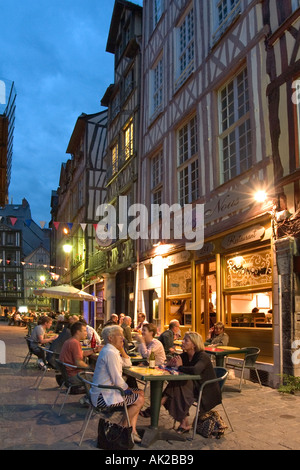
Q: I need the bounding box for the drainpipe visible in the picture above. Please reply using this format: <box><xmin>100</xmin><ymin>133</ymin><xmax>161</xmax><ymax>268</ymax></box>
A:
<box><xmin>134</xmin><ymin>33</ymin><xmax>144</xmax><ymax>325</ymax></box>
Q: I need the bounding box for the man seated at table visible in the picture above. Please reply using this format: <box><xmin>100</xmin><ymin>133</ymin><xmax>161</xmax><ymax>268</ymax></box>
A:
<box><xmin>46</xmin><ymin>315</ymin><xmax>80</xmax><ymax>368</ymax></box>
<box><xmin>59</xmin><ymin>322</ymin><xmax>100</xmax><ymax>387</ymax></box>
<box><xmin>81</xmin><ymin>320</ymin><xmax>102</xmax><ymax>347</ymax></box>
<box><xmin>206</xmin><ymin>322</ymin><xmax>229</xmax><ymax>347</ymax></box>
<box><xmin>136</xmin><ymin>323</ymin><xmax>166</xmax><ymax>365</ymax></box>
<box><xmin>103</xmin><ymin>313</ymin><xmax>119</xmax><ymax>328</ymax></box>
<box><xmin>55</xmin><ymin>311</ymin><xmax>66</xmax><ymax>333</ymax></box>
<box><xmin>121</xmin><ymin>316</ymin><xmax>134</xmax><ymax>351</ymax></box>
<box><xmin>30</xmin><ymin>316</ymin><xmax>59</xmax><ymax>369</ymax></box>
<box><xmin>158</xmin><ymin>319</ymin><xmax>181</xmax><ymax>358</ymax></box>
<box><xmin>90</xmin><ymin>325</ymin><xmax>144</xmax><ymax>443</ymax></box>
<box><xmin>133</xmin><ymin>312</ymin><xmax>148</xmax><ymax>332</ymax></box>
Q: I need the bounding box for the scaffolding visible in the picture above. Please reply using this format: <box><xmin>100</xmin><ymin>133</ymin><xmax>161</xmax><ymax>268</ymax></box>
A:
<box><xmin>0</xmin><ymin>78</ymin><xmax>16</xmax><ymax>206</ymax></box>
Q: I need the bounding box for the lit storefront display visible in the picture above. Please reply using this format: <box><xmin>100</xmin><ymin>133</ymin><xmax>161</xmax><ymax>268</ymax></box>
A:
<box><xmin>224</xmin><ymin>248</ymin><xmax>273</xmax><ymax>328</ymax></box>
<box><xmin>165</xmin><ymin>265</ymin><xmax>192</xmax><ymax>328</ymax></box>
<box><xmin>161</xmin><ymin>218</ymin><xmax>274</xmax><ymax>364</ymax></box>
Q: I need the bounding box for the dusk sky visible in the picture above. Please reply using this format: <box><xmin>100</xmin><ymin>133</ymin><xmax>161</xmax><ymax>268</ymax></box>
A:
<box><xmin>0</xmin><ymin>0</ymin><xmax>142</xmax><ymax>226</ymax></box>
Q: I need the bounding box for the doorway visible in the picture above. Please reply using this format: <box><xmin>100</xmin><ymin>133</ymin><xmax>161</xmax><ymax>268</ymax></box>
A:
<box><xmin>196</xmin><ymin>260</ymin><xmax>216</xmax><ymax>339</ymax></box>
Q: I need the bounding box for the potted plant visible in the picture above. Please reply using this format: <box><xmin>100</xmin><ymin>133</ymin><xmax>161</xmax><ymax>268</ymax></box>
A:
<box><xmin>278</xmin><ymin>374</ymin><xmax>300</xmax><ymax>395</ymax></box>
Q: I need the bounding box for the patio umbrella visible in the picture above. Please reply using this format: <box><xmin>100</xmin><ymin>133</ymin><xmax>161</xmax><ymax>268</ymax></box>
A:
<box><xmin>33</xmin><ymin>285</ymin><xmax>97</xmax><ymax>302</ymax></box>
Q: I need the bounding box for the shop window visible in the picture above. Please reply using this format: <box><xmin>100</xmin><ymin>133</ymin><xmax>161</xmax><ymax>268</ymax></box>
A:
<box><xmin>224</xmin><ymin>248</ymin><xmax>273</xmax><ymax>328</ymax></box>
<box><xmin>225</xmin><ymin>291</ymin><xmax>273</xmax><ymax>328</ymax></box>
<box><xmin>225</xmin><ymin>249</ymin><xmax>272</xmax><ymax>289</ymax></box>
<box><xmin>166</xmin><ymin>266</ymin><xmax>192</xmax><ymax>326</ymax></box>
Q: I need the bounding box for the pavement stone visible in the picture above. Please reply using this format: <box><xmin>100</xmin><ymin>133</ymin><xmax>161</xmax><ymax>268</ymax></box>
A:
<box><xmin>0</xmin><ymin>322</ymin><xmax>299</xmax><ymax>452</ymax></box>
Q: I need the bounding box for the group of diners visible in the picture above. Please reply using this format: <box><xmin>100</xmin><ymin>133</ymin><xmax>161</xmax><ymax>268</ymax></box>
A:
<box><xmin>28</xmin><ymin>313</ymin><xmax>229</xmax><ymax>443</ymax></box>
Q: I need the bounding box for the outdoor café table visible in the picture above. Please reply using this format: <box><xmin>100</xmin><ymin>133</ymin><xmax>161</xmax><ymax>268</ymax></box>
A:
<box><xmin>128</xmin><ymin>353</ymin><xmax>148</xmax><ymax>364</ymax></box>
<box><xmin>204</xmin><ymin>345</ymin><xmax>249</xmax><ymax>367</ymax></box>
<box><xmin>123</xmin><ymin>365</ymin><xmax>201</xmax><ymax>448</ymax></box>
<box><xmin>87</xmin><ymin>351</ymin><xmax>147</xmax><ymax>369</ymax></box>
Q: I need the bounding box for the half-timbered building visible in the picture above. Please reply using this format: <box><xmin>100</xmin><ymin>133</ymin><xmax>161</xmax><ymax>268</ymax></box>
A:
<box><xmin>100</xmin><ymin>0</ymin><xmax>142</xmax><ymax>319</ymax></box>
<box><xmin>263</xmin><ymin>0</ymin><xmax>300</xmax><ymax>378</ymax></box>
<box><xmin>51</xmin><ymin>110</ymin><xmax>107</xmax><ymax>326</ymax></box>
<box><xmin>137</xmin><ymin>0</ymin><xmax>300</xmax><ymax>385</ymax></box>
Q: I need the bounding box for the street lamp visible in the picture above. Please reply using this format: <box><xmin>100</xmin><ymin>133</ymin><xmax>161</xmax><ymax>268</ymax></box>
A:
<box><xmin>63</xmin><ymin>243</ymin><xmax>72</xmax><ymax>254</ymax></box>
<box><xmin>254</xmin><ymin>190</ymin><xmax>268</xmax><ymax>204</ymax></box>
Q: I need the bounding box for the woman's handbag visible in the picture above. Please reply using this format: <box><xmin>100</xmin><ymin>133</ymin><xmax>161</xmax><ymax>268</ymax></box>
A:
<box><xmin>97</xmin><ymin>418</ymin><xmax>135</xmax><ymax>450</ymax></box>
<box><xmin>196</xmin><ymin>410</ymin><xmax>228</xmax><ymax>439</ymax></box>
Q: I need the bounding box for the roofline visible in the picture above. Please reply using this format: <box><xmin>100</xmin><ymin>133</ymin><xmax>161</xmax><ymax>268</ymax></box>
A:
<box><xmin>106</xmin><ymin>0</ymin><xmax>142</xmax><ymax>54</ymax></box>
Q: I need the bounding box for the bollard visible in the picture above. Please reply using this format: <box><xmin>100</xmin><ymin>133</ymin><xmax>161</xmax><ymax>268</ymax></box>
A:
<box><xmin>0</xmin><ymin>340</ymin><xmax>6</xmax><ymax>364</ymax></box>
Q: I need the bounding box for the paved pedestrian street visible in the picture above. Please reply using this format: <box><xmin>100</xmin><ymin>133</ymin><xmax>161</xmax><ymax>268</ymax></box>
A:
<box><xmin>0</xmin><ymin>323</ymin><xmax>299</xmax><ymax>452</ymax></box>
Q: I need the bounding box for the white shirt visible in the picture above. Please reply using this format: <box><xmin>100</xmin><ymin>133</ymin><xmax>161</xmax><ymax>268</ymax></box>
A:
<box><xmin>138</xmin><ymin>338</ymin><xmax>166</xmax><ymax>365</ymax></box>
<box><xmin>90</xmin><ymin>343</ymin><xmax>132</xmax><ymax>407</ymax></box>
<box><xmin>86</xmin><ymin>325</ymin><xmax>101</xmax><ymax>346</ymax></box>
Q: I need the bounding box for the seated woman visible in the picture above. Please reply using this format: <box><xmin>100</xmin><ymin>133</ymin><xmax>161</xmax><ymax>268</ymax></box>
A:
<box><xmin>136</xmin><ymin>323</ymin><xmax>166</xmax><ymax>366</ymax></box>
<box><xmin>206</xmin><ymin>322</ymin><xmax>229</xmax><ymax>347</ymax></box>
<box><xmin>140</xmin><ymin>332</ymin><xmax>221</xmax><ymax>433</ymax></box>
<box><xmin>90</xmin><ymin>325</ymin><xmax>144</xmax><ymax>443</ymax></box>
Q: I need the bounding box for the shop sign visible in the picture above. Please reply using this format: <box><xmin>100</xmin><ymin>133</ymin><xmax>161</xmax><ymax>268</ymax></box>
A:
<box><xmin>196</xmin><ymin>242</ymin><xmax>215</xmax><ymax>258</ymax></box>
<box><xmin>167</xmin><ymin>251</ymin><xmax>191</xmax><ymax>266</ymax></box>
<box><xmin>204</xmin><ymin>190</ymin><xmax>250</xmax><ymax>224</ymax></box>
<box><xmin>222</xmin><ymin>225</ymin><xmax>265</xmax><ymax>249</ymax></box>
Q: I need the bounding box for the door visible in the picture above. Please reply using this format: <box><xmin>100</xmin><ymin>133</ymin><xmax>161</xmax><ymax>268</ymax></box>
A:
<box><xmin>196</xmin><ymin>260</ymin><xmax>216</xmax><ymax>339</ymax></box>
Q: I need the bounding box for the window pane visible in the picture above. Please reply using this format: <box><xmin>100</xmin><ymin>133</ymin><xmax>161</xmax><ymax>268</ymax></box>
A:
<box><xmin>153</xmin><ymin>59</ymin><xmax>163</xmax><ymax>113</ymax></box>
<box><xmin>225</xmin><ymin>250</ymin><xmax>272</xmax><ymax>289</ymax></box>
<box><xmin>151</xmin><ymin>151</ymin><xmax>163</xmax><ymax>188</ymax></box>
<box><xmin>112</xmin><ymin>144</ymin><xmax>118</xmax><ymax>174</ymax></box>
<box><xmin>124</xmin><ymin>121</ymin><xmax>133</xmax><ymax>160</ymax></box>
<box><xmin>176</xmin><ymin>9</ymin><xmax>194</xmax><ymax>89</ymax></box>
<box><xmin>154</xmin><ymin>0</ymin><xmax>163</xmax><ymax>26</ymax></box>
<box><xmin>220</xmin><ymin>69</ymin><xmax>251</xmax><ymax>181</ymax></box>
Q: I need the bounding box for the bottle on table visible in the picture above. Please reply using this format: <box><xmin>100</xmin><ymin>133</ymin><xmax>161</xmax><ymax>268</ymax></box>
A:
<box><xmin>149</xmin><ymin>349</ymin><xmax>155</xmax><ymax>369</ymax></box>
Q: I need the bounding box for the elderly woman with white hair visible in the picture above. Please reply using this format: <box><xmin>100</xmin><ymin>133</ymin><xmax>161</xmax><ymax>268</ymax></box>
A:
<box><xmin>90</xmin><ymin>325</ymin><xmax>144</xmax><ymax>443</ymax></box>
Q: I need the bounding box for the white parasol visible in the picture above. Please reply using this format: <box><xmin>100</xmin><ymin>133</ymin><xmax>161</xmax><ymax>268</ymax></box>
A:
<box><xmin>33</xmin><ymin>285</ymin><xmax>97</xmax><ymax>302</ymax></box>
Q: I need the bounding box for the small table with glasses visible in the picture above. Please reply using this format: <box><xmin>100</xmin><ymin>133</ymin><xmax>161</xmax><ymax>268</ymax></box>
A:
<box><xmin>123</xmin><ymin>365</ymin><xmax>201</xmax><ymax>448</ymax></box>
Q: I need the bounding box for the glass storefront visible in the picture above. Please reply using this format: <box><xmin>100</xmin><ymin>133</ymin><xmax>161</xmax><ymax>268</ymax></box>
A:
<box><xmin>162</xmin><ymin>231</ymin><xmax>274</xmax><ymax>363</ymax></box>
<box><xmin>223</xmin><ymin>248</ymin><xmax>273</xmax><ymax>329</ymax></box>
<box><xmin>165</xmin><ymin>266</ymin><xmax>192</xmax><ymax>327</ymax></box>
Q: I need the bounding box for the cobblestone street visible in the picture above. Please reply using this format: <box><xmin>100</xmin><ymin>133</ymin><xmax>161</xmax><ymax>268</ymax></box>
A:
<box><xmin>0</xmin><ymin>323</ymin><xmax>299</xmax><ymax>452</ymax></box>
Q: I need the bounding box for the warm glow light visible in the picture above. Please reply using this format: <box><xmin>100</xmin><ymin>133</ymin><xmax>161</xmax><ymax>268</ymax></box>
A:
<box><xmin>254</xmin><ymin>190</ymin><xmax>268</xmax><ymax>203</ymax></box>
<box><xmin>233</xmin><ymin>256</ymin><xmax>244</xmax><ymax>267</ymax></box>
<box><xmin>256</xmin><ymin>293</ymin><xmax>270</xmax><ymax>309</ymax></box>
<box><xmin>63</xmin><ymin>244</ymin><xmax>72</xmax><ymax>254</ymax></box>
<box><xmin>40</xmin><ymin>275</ymin><xmax>46</xmax><ymax>283</ymax></box>
<box><xmin>63</xmin><ymin>227</ymin><xmax>69</xmax><ymax>235</ymax></box>
<box><xmin>154</xmin><ymin>243</ymin><xmax>173</xmax><ymax>256</ymax></box>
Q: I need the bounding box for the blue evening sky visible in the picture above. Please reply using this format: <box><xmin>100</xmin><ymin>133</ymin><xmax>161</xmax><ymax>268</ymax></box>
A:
<box><xmin>0</xmin><ymin>0</ymin><xmax>142</xmax><ymax>225</ymax></box>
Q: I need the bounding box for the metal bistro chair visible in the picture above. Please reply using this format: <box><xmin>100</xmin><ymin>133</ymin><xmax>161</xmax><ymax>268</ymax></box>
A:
<box><xmin>230</xmin><ymin>347</ymin><xmax>262</xmax><ymax>391</ymax></box>
<box><xmin>21</xmin><ymin>337</ymin><xmax>36</xmax><ymax>369</ymax></box>
<box><xmin>191</xmin><ymin>366</ymin><xmax>234</xmax><ymax>440</ymax></box>
<box><xmin>33</xmin><ymin>347</ymin><xmax>60</xmax><ymax>390</ymax></box>
<box><xmin>52</xmin><ymin>360</ymin><xmax>86</xmax><ymax>416</ymax></box>
<box><xmin>26</xmin><ymin>322</ymin><xmax>37</xmax><ymax>337</ymax></box>
<box><xmin>77</xmin><ymin>371</ymin><xmax>131</xmax><ymax>447</ymax></box>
